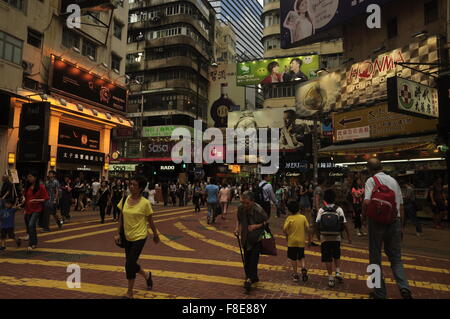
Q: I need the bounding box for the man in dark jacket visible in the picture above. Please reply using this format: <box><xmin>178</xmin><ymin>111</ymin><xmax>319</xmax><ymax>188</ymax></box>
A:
<box><xmin>234</xmin><ymin>191</ymin><xmax>268</xmax><ymax>292</ymax></box>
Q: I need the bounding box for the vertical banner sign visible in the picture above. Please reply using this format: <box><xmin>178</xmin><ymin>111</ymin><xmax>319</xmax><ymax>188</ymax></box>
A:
<box><xmin>17</xmin><ymin>102</ymin><xmax>50</xmax><ymax>162</ymax></box>
<box><xmin>387</xmin><ymin>77</ymin><xmax>439</xmax><ymax>119</ymax></box>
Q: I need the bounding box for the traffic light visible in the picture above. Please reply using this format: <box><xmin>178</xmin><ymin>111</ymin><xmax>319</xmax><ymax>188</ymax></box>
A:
<box><xmin>182</xmin><ymin>163</ymin><xmax>187</xmax><ymax>169</ymax></box>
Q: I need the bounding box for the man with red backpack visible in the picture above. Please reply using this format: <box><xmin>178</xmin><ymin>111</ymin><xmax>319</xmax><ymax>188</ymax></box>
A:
<box><xmin>363</xmin><ymin>158</ymin><xmax>412</xmax><ymax>299</ymax></box>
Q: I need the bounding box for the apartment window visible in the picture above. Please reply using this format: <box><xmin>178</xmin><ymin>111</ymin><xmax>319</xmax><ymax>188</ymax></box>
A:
<box><xmin>0</xmin><ymin>30</ymin><xmax>23</xmax><ymax>65</ymax></box>
<box><xmin>27</xmin><ymin>28</ymin><xmax>43</xmax><ymax>48</ymax></box>
<box><xmin>82</xmin><ymin>39</ymin><xmax>97</xmax><ymax>60</ymax></box>
<box><xmin>424</xmin><ymin>0</ymin><xmax>438</xmax><ymax>24</ymax></box>
<box><xmin>264</xmin><ymin>37</ymin><xmax>279</xmax><ymax>51</ymax></box>
<box><xmin>114</xmin><ymin>20</ymin><xmax>123</xmax><ymax>39</ymax></box>
<box><xmin>387</xmin><ymin>17</ymin><xmax>398</xmax><ymax>39</ymax></box>
<box><xmin>2</xmin><ymin>0</ymin><xmax>26</xmax><ymax>11</ymax></box>
<box><xmin>62</xmin><ymin>28</ymin><xmax>81</xmax><ymax>50</ymax></box>
<box><xmin>112</xmin><ymin>54</ymin><xmax>121</xmax><ymax>71</ymax></box>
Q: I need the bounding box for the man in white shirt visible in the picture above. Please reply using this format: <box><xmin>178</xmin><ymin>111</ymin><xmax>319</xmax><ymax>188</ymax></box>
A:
<box><xmin>363</xmin><ymin>158</ymin><xmax>412</xmax><ymax>299</ymax></box>
<box><xmin>258</xmin><ymin>175</ymin><xmax>277</xmax><ymax>219</ymax></box>
<box><xmin>91</xmin><ymin>179</ymin><xmax>101</xmax><ymax>212</ymax></box>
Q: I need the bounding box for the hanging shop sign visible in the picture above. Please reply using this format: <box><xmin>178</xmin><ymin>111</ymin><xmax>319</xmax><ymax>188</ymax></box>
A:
<box><xmin>333</xmin><ymin>104</ymin><xmax>437</xmax><ymax>142</ymax></box>
<box><xmin>58</xmin><ymin>123</ymin><xmax>100</xmax><ymax>150</ymax></box>
<box><xmin>161</xmin><ymin>165</ymin><xmax>176</xmax><ymax>171</ymax></box>
<box><xmin>17</xmin><ymin>102</ymin><xmax>50</xmax><ymax>162</ymax></box>
<box><xmin>57</xmin><ymin>147</ymin><xmax>105</xmax><ymax>166</ymax></box>
<box><xmin>50</xmin><ymin>56</ymin><xmax>127</xmax><ymax>113</ymax></box>
<box><xmin>109</xmin><ymin>164</ymin><xmax>137</xmax><ymax>172</ymax></box>
<box><xmin>296</xmin><ymin>36</ymin><xmax>439</xmax><ymax>115</ymax></box>
<box><xmin>236</xmin><ymin>55</ymin><xmax>319</xmax><ymax>86</ymax></box>
<box><xmin>143</xmin><ymin>126</ymin><xmax>194</xmax><ymax>138</ymax></box>
<box><xmin>387</xmin><ymin>77</ymin><xmax>439</xmax><ymax>119</ymax></box>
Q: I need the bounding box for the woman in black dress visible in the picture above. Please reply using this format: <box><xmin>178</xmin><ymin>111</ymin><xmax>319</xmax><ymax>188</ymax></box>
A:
<box><xmin>97</xmin><ymin>181</ymin><xmax>111</xmax><ymax>224</ymax></box>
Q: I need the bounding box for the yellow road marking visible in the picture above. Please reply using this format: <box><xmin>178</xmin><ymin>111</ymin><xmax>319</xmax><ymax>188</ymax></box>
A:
<box><xmin>0</xmin><ymin>275</ymin><xmax>193</xmax><ymax>299</ymax></box>
<box><xmin>174</xmin><ymin>222</ymin><xmax>242</xmax><ymax>254</ymax></box>
<box><xmin>0</xmin><ymin>258</ymin><xmax>366</xmax><ymax>299</ymax></box>
<box><xmin>159</xmin><ymin>233</ymin><xmax>194</xmax><ymax>251</ymax></box>
<box><xmin>199</xmin><ymin>220</ymin><xmax>429</xmax><ymax>270</ymax></box>
<box><xmin>13</xmin><ymin>247</ymin><xmax>450</xmax><ymax>292</ymax></box>
<box><xmin>44</xmin><ymin>213</ymin><xmax>193</xmax><ymax>243</ymax></box>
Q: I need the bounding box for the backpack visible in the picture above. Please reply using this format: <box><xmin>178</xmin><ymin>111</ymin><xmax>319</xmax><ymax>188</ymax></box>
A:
<box><xmin>318</xmin><ymin>205</ymin><xmax>344</xmax><ymax>236</ymax></box>
<box><xmin>367</xmin><ymin>176</ymin><xmax>397</xmax><ymax>224</ymax></box>
<box><xmin>255</xmin><ymin>182</ymin><xmax>268</xmax><ymax>206</ymax></box>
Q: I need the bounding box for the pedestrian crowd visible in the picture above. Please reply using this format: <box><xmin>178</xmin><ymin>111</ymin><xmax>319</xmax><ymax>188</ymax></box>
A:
<box><xmin>0</xmin><ymin>158</ymin><xmax>448</xmax><ymax>299</ymax></box>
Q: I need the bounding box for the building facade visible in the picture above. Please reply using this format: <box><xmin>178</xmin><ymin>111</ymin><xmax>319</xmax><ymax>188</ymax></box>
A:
<box><xmin>116</xmin><ymin>0</ymin><xmax>216</xmax><ymax>181</ymax></box>
<box><xmin>0</xmin><ymin>0</ymin><xmax>131</xmax><ymax>182</ymax></box>
<box><xmin>209</xmin><ymin>0</ymin><xmax>264</xmax><ymax>60</ymax></box>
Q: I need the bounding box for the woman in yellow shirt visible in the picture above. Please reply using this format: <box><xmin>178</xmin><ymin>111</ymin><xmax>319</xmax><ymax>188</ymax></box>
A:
<box><xmin>115</xmin><ymin>176</ymin><xmax>160</xmax><ymax>299</ymax></box>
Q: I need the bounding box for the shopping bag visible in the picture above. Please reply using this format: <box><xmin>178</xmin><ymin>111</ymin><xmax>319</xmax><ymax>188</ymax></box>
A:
<box><xmin>259</xmin><ymin>225</ymin><xmax>277</xmax><ymax>256</ymax></box>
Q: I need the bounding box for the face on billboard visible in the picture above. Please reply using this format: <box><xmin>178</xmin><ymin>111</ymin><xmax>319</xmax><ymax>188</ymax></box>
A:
<box><xmin>280</xmin><ymin>0</ymin><xmax>396</xmax><ymax>48</ymax></box>
<box><xmin>236</xmin><ymin>55</ymin><xmax>319</xmax><ymax>86</ymax></box>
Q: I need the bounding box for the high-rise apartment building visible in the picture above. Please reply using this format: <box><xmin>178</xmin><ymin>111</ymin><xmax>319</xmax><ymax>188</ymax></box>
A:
<box><xmin>118</xmin><ymin>0</ymin><xmax>216</xmax><ymax>179</ymax></box>
<box><xmin>0</xmin><ymin>0</ymin><xmax>131</xmax><ymax>180</ymax></box>
<box><xmin>209</xmin><ymin>0</ymin><xmax>264</xmax><ymax>60</ymax></box>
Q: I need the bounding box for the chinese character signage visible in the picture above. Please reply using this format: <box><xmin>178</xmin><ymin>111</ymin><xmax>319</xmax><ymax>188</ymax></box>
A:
<box><xmin>58</xmin><ymin>123</ymin><xmax>100</xmax><ymax>150</ymax></box>
<box><xmin>388</xmin><ymin>77</ymin><xmax>439</xmax><ymax>119</ymax></box>
<box><xmin>57</xmin><ymin>147</ymin><xmax>105</xmax><ymax>166</ymax></box>
<box><xmin>333</xmin><ymin>104</ymin><xmax>437</xmax><ymax>142</ymax></box>
<box><xmin>236</xmin><ymin>56</ymin><xmax>319</xmax><ymax>86</ymax></box>
<box><xmin>50</xmin><ymin>56</ymin><xmax>127</xmax><ymax>113</ymax></box>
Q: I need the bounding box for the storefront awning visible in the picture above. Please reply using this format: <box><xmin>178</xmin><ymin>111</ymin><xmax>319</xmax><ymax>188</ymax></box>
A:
<box><xmin>319</xmin><ymin>134</ymin><xmax>437</xmax><ymax>156</ymax></box>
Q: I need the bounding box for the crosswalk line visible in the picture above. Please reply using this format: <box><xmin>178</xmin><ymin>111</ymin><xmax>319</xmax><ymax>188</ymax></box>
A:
<box><xmin>0</xmin><ymin>275</ymin><xmax>193</xmax><ymax>299</ymax></box>
<box><xmin>198</xmin><ymin>220</ymin><xmax>435</xmax><ymax>272</ymax></box>
<box><xmin>11</xmin><ymin>247</ymin><xmax>449</xmax><ymax>292</ymax></box>
<box><xmin>0</xmin><ymin>258</ymin><xmax>367</xmax><ymax>299</ymax></box>
<box><xmin>159</xmin><ymin>233</ymin><xmax>195</xmax><ymax>251</ymax></box>
<box><xmin>44</xmin><ymin>213</ymin><xmax>193</xmax><ymax>243</ymax></box>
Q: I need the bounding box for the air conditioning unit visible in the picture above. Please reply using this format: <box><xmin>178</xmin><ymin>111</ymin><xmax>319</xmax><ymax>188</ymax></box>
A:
<box><xmin>151</xmin><ymin>16</ymin><xmax>161</xmax><ymax>24</ymax></box>
<box><xmin>22</xmin><ymin>61</ymin><xmax>34</xmax><ymax>75</ymax></box>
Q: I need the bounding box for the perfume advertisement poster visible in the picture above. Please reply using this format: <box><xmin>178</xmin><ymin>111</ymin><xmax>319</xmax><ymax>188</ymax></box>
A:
<box><xmin>208</xmin><ymin>63</ymin><xmax>246</xmax><ymax>128</ymax></box>
<box><xmin>280</xmin><ymin>0</ymin><xmax>396</xmax><ymax>49</ymax></box>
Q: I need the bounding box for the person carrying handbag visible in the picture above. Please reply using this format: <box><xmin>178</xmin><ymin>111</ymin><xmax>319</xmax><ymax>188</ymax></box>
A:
<box><xmin>114</xmin><ymin>176</ymin><xmax>160</xmax><ymax>299</ymax></box>
<box><xmin>234</xmin><ymin>191</ymin><xmax>268</xmax><ymax>292</ymax></box>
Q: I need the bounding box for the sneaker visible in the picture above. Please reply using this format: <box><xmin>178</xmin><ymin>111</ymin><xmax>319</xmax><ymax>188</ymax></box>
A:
<box><xmin>328</xmin><ymin>277</ymin><xmax>335</xmax><ymax>288</ymax></box>
<box><xmin>15</xmin><ymin>238</ymin><xmax>21</xmax><ymax>248</ymax></box>
<box><xmin>292</xmin><ymin>273</ymin><xmax>300</xmax><ymax>282</ymax></box>
<box><xmin>400</xmin><ymin>288</ymin><xmax>413</xmax><ymax>299</ymax></box>
<box><xmin>57</xmin><ymin>220</ymin><xmax>63</xmax><ymax>229</ymax></box>
<box><xmin>21</xmin><ymin>235</ymin><xmax>29</xmax><ymax>241</ymax></box>
<box><xmin>244</xmin><ymin>279</ymin><xmax>252</xmax><ymax>291</ymax></box>
<box><xmin>335</xmin><ymin>272</ymin><xmax>344</xmax><ymax>283</ymax></box>
<box><xmin>357</xmin><ymin>231</ymin><xmax>363</xmax><ymax>237</ymax></box>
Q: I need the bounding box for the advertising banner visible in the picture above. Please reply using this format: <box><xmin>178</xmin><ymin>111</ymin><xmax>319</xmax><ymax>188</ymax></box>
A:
<box><xmin>280</xmin><ymin>0</ymin><xmax>396</xmax><ymax>48</ymax></box>
<box><xmin>143</xmin><ymin>125</ymin><xmax>194</xmax><ymax>138</ymax></box>
<box><xmin>143</xmin><ymin>138</ymin><xmax>175</xmax><ymax>158</ymax></box>
<box><xmin>236</xmin><ymin>55</ymin><xmax>319</xmax><ymax>86</ymax></box>
<box><xmin>295</xmin><ymin>36</ymin><xmax>439</xmax><ymax>115</ymax></box>
<box><xmin>228</xmin><ymin>108</ymin><xmax>313</xmax><ymax>152</ymax></box>
<box><xmin>50</xmin><ymin>56</ymin><xmax>127</xmax><ymax>113</ymax></box>
<box><xmin>333</xmin><ymin>104</ymin><xmax>438</xmax><ymax>142</ymax></box>
<box><xmin>58</xmin><ymin>123</ymin><xmax>100</xmax><ymax>150</ymax></box>
<box><xmin>209</xmin><ymin>63</ymin><xmax>246</xmax><ymax>128</ymax></box>
<box><xmin>387</xmin><ymin>77</ymin><xmax>439</xmax><ymax>119</ymax></box>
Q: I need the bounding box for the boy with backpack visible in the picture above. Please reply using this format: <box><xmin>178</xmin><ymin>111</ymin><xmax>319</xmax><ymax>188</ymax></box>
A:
<box><xmin>316</xmin><ymin>189</ymin><xmax>352</xmax><ymax>288</ymax></box>
<box><xmin>283</xmin><ymin>201</ymin><xmax>311</xmax><ymax>282</ymax></box>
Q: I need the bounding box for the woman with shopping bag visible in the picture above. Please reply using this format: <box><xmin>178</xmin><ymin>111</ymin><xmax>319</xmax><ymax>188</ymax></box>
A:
<box><xmin>234</xmin><ymin>191</ymin><xmax>270</xmax><ymax>292</ymax></box>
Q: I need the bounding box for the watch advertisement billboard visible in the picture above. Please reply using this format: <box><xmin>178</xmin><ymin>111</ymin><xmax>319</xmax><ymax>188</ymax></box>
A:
<box><xmin>236</xmin><ymin>55</ymin><xmax>319</xmax><ymax>86</ymax></box>
<box><xmin>58</xmin><ymin>123</ymin><xmax>100</xmax><ymax>150</ymax></box>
